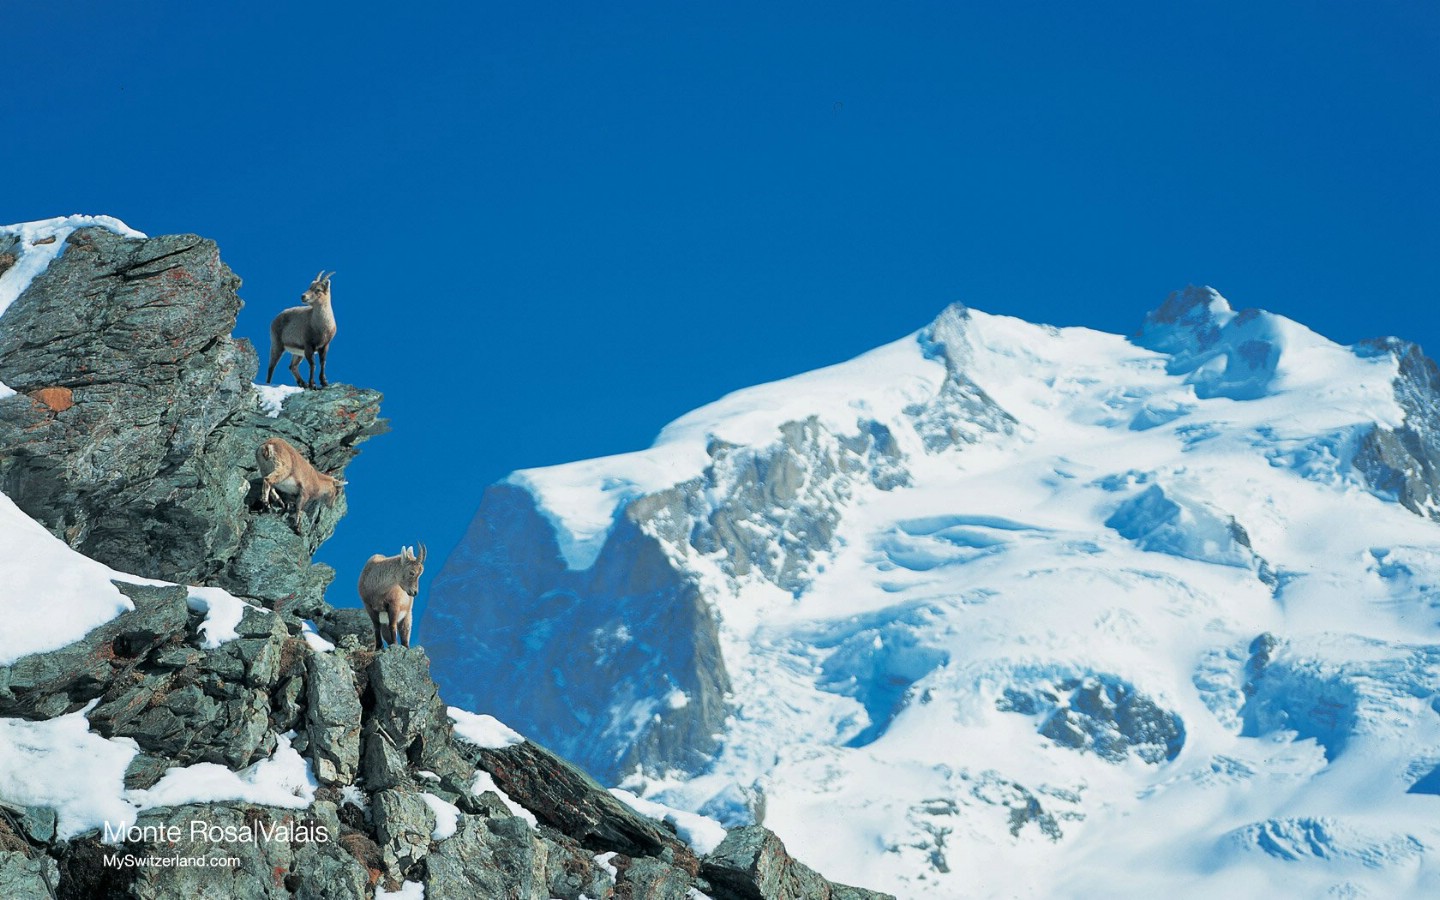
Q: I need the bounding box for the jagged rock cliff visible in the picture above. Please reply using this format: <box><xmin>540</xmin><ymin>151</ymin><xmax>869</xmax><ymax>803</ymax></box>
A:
<box><xmin>426</xmin><ymin>482</ymin><xmax>734</xmax><ymax>782</ymax></box>
<box><xmin>0</xmin><ymin>225</ymin><xmax>385</xmax><ymax>617</ymax></box>
<box><xmin>0</xmin><ymin>221</ymin><xmax>888</xmax><ymax>900</ymax></box>
<box><xmin>1354</xmin><ymin>336</ymin><xmax>1440</xmax><ymax>521</ymax></box>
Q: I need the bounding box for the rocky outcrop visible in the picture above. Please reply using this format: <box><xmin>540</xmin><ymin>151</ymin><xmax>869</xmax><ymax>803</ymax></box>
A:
<box><xmin>693</xmin><ymin>417</ymin><xmax>909</xmax><ymax>594</ymax></box>
<box><xmin>0</xmin><ymin>226</ymin><xmax>385</xmax><ymax>618</ymax></box>
<box><xmin>460</xmin><ymin>735</ymin><xmax>696</xmax><ymax>864</ymax></box>
<box><xmin>998</xmin><ymin>675</ymin><xmax>1185</xmax><ymax>765</ymax></box>
<box><xmin>7</xmin><ymin>607</ymin><xmax>887</xmax><ymax>899</ymax></box>
<box><xmin>908</xmin><ymin>302</ymin><xmax>1018</xmax><ymax>452</ymax></box>
<box><xmin>0</xmin><ymin>849</ymin><xmax>60</xmax><ymax>899</ymax></box>
<box><xmin>1354</xmin><ymin>337</ymin><xmax>1440</xmax><ymax>521</ymax></box>
<box><xmin>703</xmin><ymin>827</ymin><xmax>892</xmax><ymax>900</ymax></box>
<box><xmin>90</xmin><ymin>601</ymin><xmax>297</xmax><ymax>773</ymax></box>
<box><xmin>305</xmin><ymin>651</ymin><xmax>363</xmax><ymax>785</ymax></box>
<box><xmin>0</xmin><ymin>223</ymin><xmax>887</xmax><ymax>899</ymax></box>
<box><xmin>0</xmin><ymin>582</ymin><xmax>189</xmax><ymax>720</ymax></box>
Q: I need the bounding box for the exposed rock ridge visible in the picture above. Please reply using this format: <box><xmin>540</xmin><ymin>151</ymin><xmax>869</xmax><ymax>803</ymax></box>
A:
<box><xmin>1354</xmin><ymin>336</ymin><xmax>1440</xmax><ymax>521</ymax></box>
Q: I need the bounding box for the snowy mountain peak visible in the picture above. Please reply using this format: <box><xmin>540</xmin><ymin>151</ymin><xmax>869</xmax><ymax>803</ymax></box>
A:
<box><xmin>1133</xmin><ymin>284</ymin><xmax>1391</xmax><ymax>404</ymax></box>
<box><xmin>427</xmin><ymin>292</ymin><xmax>1440</xmax><ymax>898</ymax></box>
<box><xmin>1141</xmin><ymin>283</ymin><xmax>1233</xmax><ymax>331</ymax></box>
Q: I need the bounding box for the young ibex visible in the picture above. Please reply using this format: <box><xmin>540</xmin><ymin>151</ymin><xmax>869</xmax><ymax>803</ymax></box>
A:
<box><xmin>255</xmin><ymin>437</ymin><xmax>343</xmax><ymax>528</ymax></box>
<box><xmin>359</xmin><ymin>545</ymin><xmax>426</xmax><ymax>649</ymax></box>
<box><xmin>266</xmin><ymin>271</ymin><xmax>337</xmax><ymax>389</ymax></box>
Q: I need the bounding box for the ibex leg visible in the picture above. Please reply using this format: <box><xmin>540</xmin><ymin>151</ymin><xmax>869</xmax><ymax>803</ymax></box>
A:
<box><xmin>367</xmin><ymin>607</ymin><xmax>385</xmax><ymax>650</ymax></box>
<box><xmin>266</xmin><ymin>342</ymin><xmax>284</xmax><ymax>384</ymax></box>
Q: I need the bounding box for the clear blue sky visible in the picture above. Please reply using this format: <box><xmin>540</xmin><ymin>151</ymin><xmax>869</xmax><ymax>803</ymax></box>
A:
<box><xmin>4</xmin><ymin>2</ymin><xmax>1437</xmax><ymax>612</ymax></box>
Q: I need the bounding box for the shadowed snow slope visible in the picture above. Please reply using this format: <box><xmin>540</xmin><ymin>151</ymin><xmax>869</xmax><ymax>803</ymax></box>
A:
<box><xmin>426</xmin><ymin>287</ymin><xmax>1440</xmax><ymax>898</ymax></box>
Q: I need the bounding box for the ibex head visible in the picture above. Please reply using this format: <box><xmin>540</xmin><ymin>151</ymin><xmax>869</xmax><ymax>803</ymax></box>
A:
<box><xmin>399</xmin><ymin>544</ymin><xmax>427</xmax><ymax>596</ymax></box>
<box><xmin>302</xmin><ymin>271</ymin><xmax>334</xmax><ymax>307</ymax></box>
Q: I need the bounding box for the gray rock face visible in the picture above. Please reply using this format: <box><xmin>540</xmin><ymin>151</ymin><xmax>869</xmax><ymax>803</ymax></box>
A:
<box><xmin>0</xmin><ymin>226</ymin><xmax>386</xmax><ymax>617</ymax></box>
<box><xmin>703</xmin><ymin>826</ymin><xmax>895</xmax><ymax>900</ymax></box>
<box><xmin>87</xmin><ymin>603</ymin><xmax>297</xmax><ymax>770</ymax></box>
<box><xmin>0</xmin><ymin>577</ymin><xmax>867</xmax><ymax>898</ymax></box>
<box><xmin>372</xmin><ymin>789</ymin><xmax>434</xmax><ymax>873</ymax></box>
<box><xmin>999</xmin><ymin>675</ymin><xmax>1185</xmax><ymax>764</ymax></box>
<box><xmin>0</xmin><ymin>582</ymin><xmax>189</xmax><ymax>719</ymax></box>
<box><xmin>0</xmin><ymin>849</ymin><xmax>60</xmax><ymax>899</ymax></box>
<box><xmin>908</xmin><ymin>303</ymin><xmax>1018</xmax><ymax>452</ymax></box>
<box><xmin>611</xmin><ymin>856</ymin><xmax>699</xmax><ymax>899</ymax></box>
<box><xmin>92</xmin><ymin>803</ymin><xmax>366</xmax><ymax>900</ymax></box>
<box><xmin>694</xmin><ymin>416</ymin><xmax>908</xmax><ymax>594</ymax></box>
<box><xmin>421</xmin><ymin>812</ymin><xmax>618</xmax><ymax>900</ymax></box>
<box><xmin>457</xmin><ymin>737</ymin><xmax>695</xmax><ymax>864</ymax></box>
<box><xmin>362</xmin><ymin>647</ymin><xmax>471</xmax><ymax>789</ymax></box>
<box><xmin>1354</xmin><ymin>337</ymin><xmax>1440</xmax><ymax>521</ymax></box>
<box><xmin>305</xmin><ymin>651</ymin><xmax>363</xmax><ymax>785</ymax></box>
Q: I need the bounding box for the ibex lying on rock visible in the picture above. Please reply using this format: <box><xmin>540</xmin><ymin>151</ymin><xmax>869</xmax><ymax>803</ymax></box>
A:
<box><xmin>255</xmin><ymin>437</ymin><xmax>343</xmax><ymax>528</ymax></box>
<box><xmin>360</xmin><ymin>545</ymin><xmax>426</xmax><ymax>649</ymax></box>
<box><xmin>266</xmin><ymin>271</ymin><xmax>336</xmax><ymax>389</ymax></box>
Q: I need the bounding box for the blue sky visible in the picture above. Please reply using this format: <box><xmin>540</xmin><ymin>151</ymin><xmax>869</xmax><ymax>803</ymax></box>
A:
<box><xmin>4</xmin><ymin>2</ymin><xmax>1436</xmax><ymax>614</ymax></box>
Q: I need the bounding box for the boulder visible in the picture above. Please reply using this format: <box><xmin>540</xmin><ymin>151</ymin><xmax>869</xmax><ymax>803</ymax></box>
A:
<box><xmin>702</xmin><ymin>826</ymin><xmax>895</xmax><ymax>900</ymax></box>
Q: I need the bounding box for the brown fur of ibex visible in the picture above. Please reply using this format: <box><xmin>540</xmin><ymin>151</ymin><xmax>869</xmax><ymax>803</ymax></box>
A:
<box><xmin>359</xmin><ymin>545</ymin><xmax>426</xmax><ymax>649</ymax></box>
<box><xmin>255</xmin><ymin>437</ymin><xmax>343</xmax><ymax>528</ymax></box>
<box><xmin>266</xmin><ymin>271</ymin><xmax>337</xmax><ymax>389</ymax></box>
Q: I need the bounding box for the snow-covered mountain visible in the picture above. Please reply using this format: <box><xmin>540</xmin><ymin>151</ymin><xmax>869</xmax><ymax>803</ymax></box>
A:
<box><xmin>425</xmin><ymin>288</ymin><xmax>1440</xmax><ymax>898</ymax></box>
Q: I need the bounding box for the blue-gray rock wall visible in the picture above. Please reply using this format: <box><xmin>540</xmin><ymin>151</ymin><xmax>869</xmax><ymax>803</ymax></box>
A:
<box><xmin>426</xmin><ymin>482</ymin><xmax>731</xmax><ymax>782</ymax></box>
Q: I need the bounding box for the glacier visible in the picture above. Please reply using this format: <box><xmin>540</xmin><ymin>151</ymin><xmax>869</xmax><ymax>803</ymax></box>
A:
<box><xmin>425</xmin><ymin>286</ymin><xmax>1440</xmax><ymax>898</ymax></box>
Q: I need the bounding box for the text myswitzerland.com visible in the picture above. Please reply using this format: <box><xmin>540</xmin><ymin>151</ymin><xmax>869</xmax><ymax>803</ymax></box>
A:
<box><xmin>103</xmin><ymin>853</ymin><xmax>242</xmax><ymax>870</ymax></box>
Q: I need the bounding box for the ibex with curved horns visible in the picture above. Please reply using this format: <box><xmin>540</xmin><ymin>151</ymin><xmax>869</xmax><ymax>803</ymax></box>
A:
<box><xmin>266</xmin><ymin>270</ymin><xmax>337</xmax><ymax>389</ymax></box>
<box><xmin>359</xmin><ymin>545</ymin><xmax>426</xmax><ymax>649</ymax></box>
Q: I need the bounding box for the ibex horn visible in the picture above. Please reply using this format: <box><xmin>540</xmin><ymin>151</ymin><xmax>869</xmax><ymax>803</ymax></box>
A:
<box><xmin>417</xmin><ymin>544</ymin><xmax>427</xmax><ymax>563</ymax></box>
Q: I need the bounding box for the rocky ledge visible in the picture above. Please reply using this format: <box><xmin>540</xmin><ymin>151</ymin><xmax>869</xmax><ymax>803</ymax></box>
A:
<box><xmin>0</xmin><ymin>223</ymin><xmax>892</xmax><ymax>899</ymax></box>
<box><xmin>0</xmin><ymin>225</ymin><xmax>385</xmax><ymax>618</ymax></box>
<box><xmin>4</xmin><ymin>607</ymin><xmax>890</xmax><ymax>899</ymax></box>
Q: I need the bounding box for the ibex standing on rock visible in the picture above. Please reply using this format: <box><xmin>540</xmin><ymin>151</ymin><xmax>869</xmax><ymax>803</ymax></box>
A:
<box><xmin>255</xmin><ymin>437</ymin><xmax>343</xmax><ymax>529</ymax></box>
<box><xmin>360</xmin><ymin>545</ymin><xmax>426</xmax><ymax>649</ymax></box>
<box><xmin>266</xmin><ymin>271</ymin><xmax>336</xmax><ymax>389</ymax></box>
